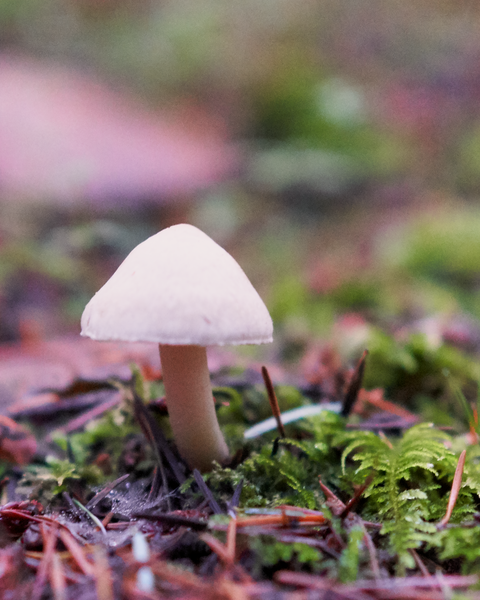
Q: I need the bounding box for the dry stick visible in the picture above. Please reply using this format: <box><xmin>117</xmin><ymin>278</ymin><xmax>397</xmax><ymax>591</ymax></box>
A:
<box><xmin>319</xmin><ymin>477</ymin><xmax>380</xmax><ymax>577</ymax></box>
<box><xmin>193</xmin><ymin>469</ymin><xmax>223</xmax><ymax>515</ymax></box>
<box><xmin>440</xmin><ymin>449</ymin><xmax>467</xmax><ymax>527</ymax></box>
<box><xmin>133</xmin><ymin>393</ymin><xmax>185</xmax><ymax>485</ymax></box>
<box><xmin>199</xmin><ymin>530</ymin><xmax>252</xmax><ymax>584</ymax></box>
<box><xmin>410</xmin><ymin>548</ymin><xmax>432</xmax><ymax>578</ymax></box>
<box><xmin>85</xmin><ymin>473</ymin><xmax>130</xmax><ymax>510</ymax></box>
<box><xmin>226</xmin><ymin>478</ymin><xmax>244</xmax><ymax>517</ymax></box>
<box><xmin>339</xmin><ymin>473</ymin><xmax>375</xmax><ymax>519</ymax></box>
<box><xmin>261</xmin><ymin>366</ymin><xmax>285</xmax><ymax>438</ymax></box>
<box><xmin>469</xmin><ymin>403</ymin><xmax>479</xmax><ymax>445</ymax></box>
<box><xmin>134</xmin><ymin>402</ymin><xmax>169</xmax><ymax>502</ymax></box>
<box><xmin>361</xmin><ymin>393</ymin><xmax>417</xmax><ymax>421</ymax></box>
<box><xmin>215</xmin><ymin>578</ymin><xmax>253</xmax><ymax>600</ymax></box>
<box><xmin>132</xmin><ymin>510</ymin><xmax>208</xmax><ymax>531</ymax></box>
<box><xmin>11</xmin><ymin>389</ymin><xmax>115</xmax><ymax>420</ymax></box>
<box><xmin>62</xmin><ymin>492</ymin><xmax>77</xmax><ymax>512</ymax></box>
<box><xmin>1</xmin><ymin>510</ymin><xmax>86</xmax><ymax>545</ymax></box>
<box><xmin>341</xmin><ymin>349</ymin><xmax>368</xmax><ymax>418</ymax></box>
<box><xmin>156</xmin><ymin>451</ymin><xmax>170</xmax><ymax>509</ymax></box>
<box><xmin>319</xmin><ymin>479</ymin><xmax>347</xmax><ymax>516</ymax></box>
<box><xmin>147</xmin><ymin>465</ymin><xmax>163</xmax><ymax>504</ymax></box>
<box><xmin>363</xmin><ymin>529</ymin><xmax>381</xmax><ymax>581</ymax></box>
<box><xmin>231</xmin><ymin>478</ymin><xmax>244</xmax><ymax>507</ymax></box>
<box><xmin>201</xmin><ymin>533</ymin><xmax>233</xmax><ymax>567</ymax></box>
<box><xmin>133</xmin><ymin>396</ymin><xmax>175</xmax><ymax>511</ymax></box>
<box><xmin>104</xmin><ymin>522</ymin><xmax>129</xmax><ymax>531</ymax></box>
<box><xmin>101</xmin><ymin>512</ymin><xmax>114</xmax><ymax>528</ymax></box>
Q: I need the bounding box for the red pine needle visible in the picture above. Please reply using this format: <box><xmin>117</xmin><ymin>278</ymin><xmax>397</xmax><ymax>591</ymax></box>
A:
<box><xmin>50</xmin><ymin>552</ymin><xmax>67</xmax><ymax>600</ymax></box>
<box><xmin>31</xmin><ymin>522</ymin><xmax>59</xmax><ymax>600</ymax></box>
<box><xmin>440</xmin><ymin>449</ymin><xmax>467</xmax><ymax>526</ymax></box>
<box><xmin>235</xmin><ymin>513</ymin><xmax>326</xmax><ymax>527</ymax></box>
<box><xmin>58</xmin><ymin>529</ymin><xmax>95</xmax><ymax>577</ymax></box>
<box><xmin>93</xmin><ymin>545</ymin><xmax>114</xmax><ymax>600</ymax></box>
<box><xmin>226</xmin><ymin>517</ymin><xmax>237</xmax><ymax>564</ymax></box>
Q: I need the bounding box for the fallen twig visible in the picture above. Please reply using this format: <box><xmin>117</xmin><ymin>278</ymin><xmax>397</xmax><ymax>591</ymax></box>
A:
<box><xmin>262</xmin><ymin>365</ymin><xmax>285</xmax><ymax>437</ymax></box>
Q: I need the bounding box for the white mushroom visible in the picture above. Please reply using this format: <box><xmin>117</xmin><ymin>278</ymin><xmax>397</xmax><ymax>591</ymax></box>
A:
<box><xmin>81</xmin><ymin>224</ymin><xmax>273</xmax><ymax>471</ymax></box>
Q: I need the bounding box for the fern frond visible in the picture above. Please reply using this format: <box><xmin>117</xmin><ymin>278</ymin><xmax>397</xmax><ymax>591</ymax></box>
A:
<box><xmin>341</xmin><ymin>431</ymin><xmax>388</xmax><ymax>474</ymax></box>
<box><xmin>339</xmin><ymin>423</ymin><xmax>457</xmax><ymax>572</ymax></box>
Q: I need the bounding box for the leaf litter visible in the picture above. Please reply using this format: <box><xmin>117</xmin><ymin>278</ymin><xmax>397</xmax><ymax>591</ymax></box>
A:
<box><xmin>0</xmin><ymin>326</ymin><xmax>478</xmax><ymax>599</ymax></box>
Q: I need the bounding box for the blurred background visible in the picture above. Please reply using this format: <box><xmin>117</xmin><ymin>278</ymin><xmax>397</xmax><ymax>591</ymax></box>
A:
<box><xmin>3</xmin><ymin>0</ymin><xmax>480</xmax><ymax>392</ymax></box>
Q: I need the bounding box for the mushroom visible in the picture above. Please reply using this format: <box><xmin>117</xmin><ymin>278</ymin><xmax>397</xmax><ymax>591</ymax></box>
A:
<box><xmin>81</xmin><ymin>224</ymin><xmax>273</xmax><ymax>471</ymax></box>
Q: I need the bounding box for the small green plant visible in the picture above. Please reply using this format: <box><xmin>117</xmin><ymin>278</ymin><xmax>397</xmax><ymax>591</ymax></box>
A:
<box><xmin>430</xmin><ymin>525</ymin><xmax>480</xmax><ymax>574</ymax></box>
<box><xmin>339</xmin><ymin>525</ymin><xmax>365</xmax><ymax>583</ymax></box>
<box><xmin>249</xmin><ymin>535</ymin><xmax>322</xmax><ymax>579</ymax></box>
<box><xmin>17</xmin><ymin>457</ymin><xmax>104</xmax><ymax>503</ymax></box>
<box><xmin>340</xmin><ymin>423</ymin><xmax>473</xmax><ymax>572</ymax></box>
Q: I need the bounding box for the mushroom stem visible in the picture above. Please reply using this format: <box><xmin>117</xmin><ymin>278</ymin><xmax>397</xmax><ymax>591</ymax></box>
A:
<box><xmin>159</xmin><ymin>344</ymin><xmax>229</xmax><ymax>472</ymax></box>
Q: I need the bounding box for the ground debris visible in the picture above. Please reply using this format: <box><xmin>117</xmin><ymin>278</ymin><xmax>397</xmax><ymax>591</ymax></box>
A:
<box><xmin>0</xmin><ymin>338</ymin><xmax>478</xmax><ymax>598</ymax></box>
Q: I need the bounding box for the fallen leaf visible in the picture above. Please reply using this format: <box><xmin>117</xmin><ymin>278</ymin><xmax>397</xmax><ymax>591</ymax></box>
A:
<box><xmin>0</xmin><ymin>54</ymin><xmax>238</xmax><ymax>208</ymax></box>
<box><xmin>0</xmin><ymin>335</ymin><xmax>239</xmax><ymax>414</ymax></box>
<box><xmin>0</xmin><ymin>415</ymin><xmax>36</xmax><ymax>464</ymax></box>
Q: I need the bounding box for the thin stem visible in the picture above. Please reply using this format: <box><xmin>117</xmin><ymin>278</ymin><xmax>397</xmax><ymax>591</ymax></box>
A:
<box><xmin>160</xmin><ymin>344</ymin><xmax>229</xmax><ymax>471</ymax></box>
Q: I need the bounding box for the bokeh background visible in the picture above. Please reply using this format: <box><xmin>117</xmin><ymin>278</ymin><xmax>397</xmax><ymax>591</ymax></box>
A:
<box><xmin>3</xmin><ymin>0</ymin><xmax>480</xmax><ymax>394</ymax></box>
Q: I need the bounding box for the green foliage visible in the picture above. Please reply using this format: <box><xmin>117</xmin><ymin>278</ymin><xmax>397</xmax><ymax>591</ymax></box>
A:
<box><xmin>215</xmin><ymin>375</ymin><xmax>318</xmax><ymax>454</ymax></box>
<box><xmin>462</xmin><ymin>445</ymin><xmax>480</xmax><ymax>493</ymax></box>
<box><xmin>199</xmin><ymin>411</ymin><xmax>480</xmax><ymax>579</ymax></box>
<box><xmin>387</xmin><ymin>210</ymin><xmax>480</xmax><ymax>281</ymax></box>
<box><xmin>250</xmin><ymin>535</ymin><xmax>321</xmax><ymax>576</ymax></box>
<box><xmin>378</xmin><ymin>207</ymin><xmax>480</xmax><ymax>321</ymax></box>
<box><xmin>202</xmin><ymin>411</ymin><xmax>346</xmax><ymax>510</ymax></box>
<box><xmin>363</xmin><ymin>330</ymin><xmax>480</xmax><ymax>412</ymax></box>
<box><xmin>269</xmin><ymin>273</ymin><xmax>335</xmax><ymax>337</ymax></box>
<box><xmin>53</xmin><ymin>406</ymin><xmax>141</xmax><ymax>471</ymax></box>
<box><xmin>340</xmin><ymin>424</ymin><xmax>464</xmax><ymax>571</ymax></box>
<box><xmin>16</xmin><ymin>398</ymin><xmax>148</xmax><ymax>504</ymax></box>
<box><xmin>206</xmin><ymin>444</ymin><xmax>318</xmax><ymax>509</ymax></box>
<box><xmin>216</xmin><ymin>382</ymin><xmax>307</xmax><ymax>450</ymax></box>
<box><xmin>362</xmin><ymin>328</ymin><xmax>419</xmax><ymax>391</ymax></box>
<box><xmin>252</xmin><ymin>62</ymin><xmax>406</xmax><ymax>177</ymax></box>
<box><xmin>339</xmin><ymin>526</ymin><xmax>364</xmax><ymax>583</ymax></box>
<box><xmin>17</xmin><ymin>456</ymin><xmax>104</xmax><ymax>503</ymax></box>
<box><xmin>46</xmin><ymin>457</ymin><xmax>81</xmax><ymax>488</ymax></box>
<box><xmin>430</xmin><ymin>526</ymin><xmax>480</xmax><ymax>574</ymax></box>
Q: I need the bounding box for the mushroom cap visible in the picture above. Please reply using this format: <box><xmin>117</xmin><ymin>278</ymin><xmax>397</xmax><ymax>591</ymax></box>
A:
<box><xmin>81</xmin><ymin>224</ymin><xmax>273</xmax><ymax>346</ymax></box>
